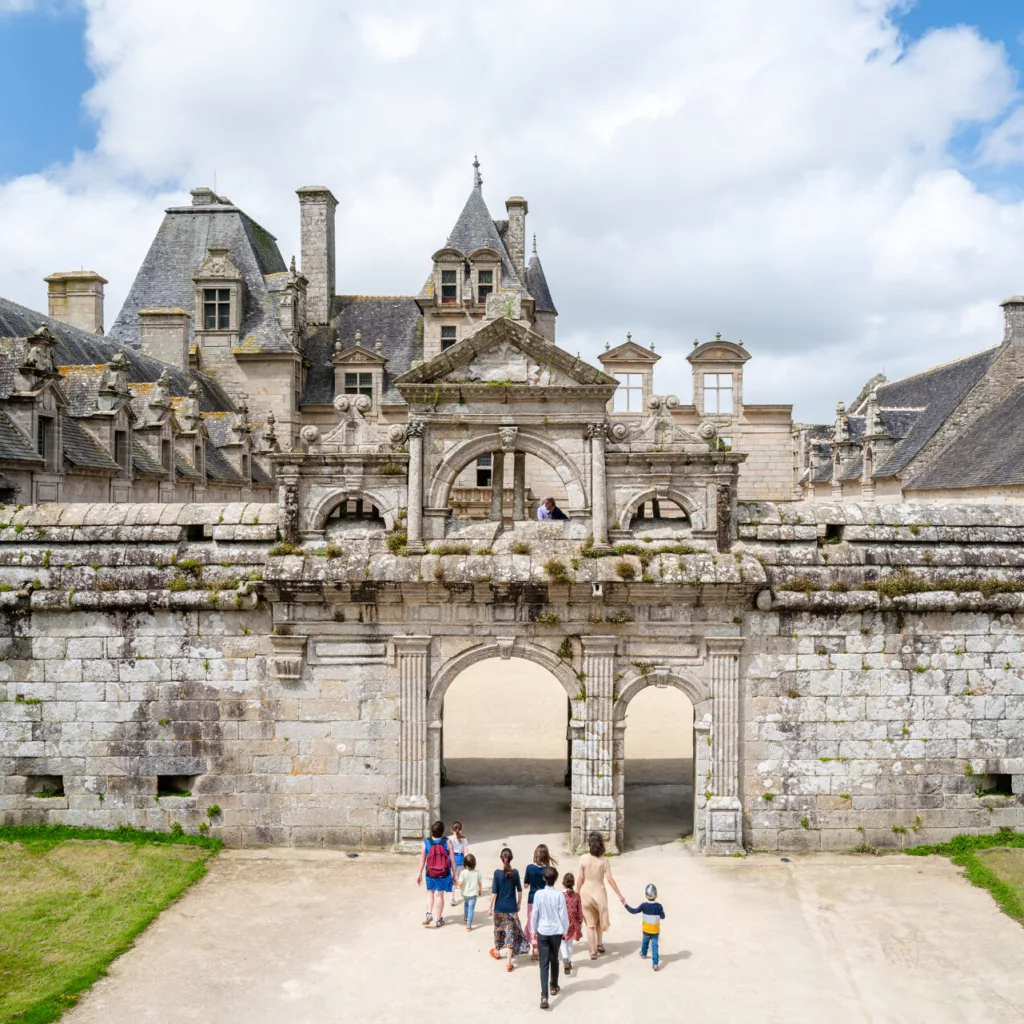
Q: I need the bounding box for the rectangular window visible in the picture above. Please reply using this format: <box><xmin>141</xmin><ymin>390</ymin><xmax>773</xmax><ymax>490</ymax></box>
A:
<box><xmin>477</xmin><ymin>269</ymin><xmax>493</xmax><ymax>304</ymax></box>
<box><xmin>441</xmin><ymin>326</ymin><xmax>457</xmax><ymax>351</ymax></box>
<box><xmin>36</xmin><ymin>416</ymin><xmax>54</xmax><ymax>471</ymax></box>
<box><xmin>703</xmin><ymin>373</ymin><xmax>733</xmax><ymax>414</ymax></box>
<box><xmin>711</xmin><ymin>436</ymin><xmax>733</xmax><ymax>452</ymax></box>
<box><xmin>161</xmin><ymin>439</ymin><xmax>172</xmax><ymax>470</ymax></box>
<box><xmin>344</xmin><ymin>372</ymin><xmax>373</xmax><ymax>397</ymax></box>
<box><xmin>476</xmin><ymin>453</ymin><xmax>492</xmax><ymax>487</ymax></box>
<box><xmin>441</xmin><ymin>269</ymin><xmax>458</xmax><ymax>304</ymax></box>
<box><xmin>613</xmin><ymin>373</ymin><xmax>644</xmax><ymax>413</ymax></box>
<box><xmin>114</xmin><ymin>431</ymin><xmax>129</xmax><ymax>470</ymax></box>
<box><xmin>203</xmin><ymin>288</ymin><xmax>231</xmax><ymax>330</ymax></box>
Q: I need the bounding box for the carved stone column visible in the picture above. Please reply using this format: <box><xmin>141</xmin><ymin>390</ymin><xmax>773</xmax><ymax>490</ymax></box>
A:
<box><xmin>704</xmin><ymin>637</ymin><xmax>744</xmax><ymax>854</ymax></box>
<box><xmin>489</xmin><ymin>450</ymin><xmax>505</xmax><ymax>522</ymax></box>
<box><xmin>394</xmin><ymin>635</ymin><xmax>431</xmax><ymax>849</ymax></box>
<box><xmin>512</xmin><ymin>451</ymin><xmax>526</xmax><ymax>521</ymax></box>
<box><xmin>406</xmin><ymin>420</ymin><xmax>424</xmax><ymax>553</ymax></box>
<box><xmin>576</xmin><ymin>636</ymin><xmax>618</xmax><ymax>851</ymax></box>
<box><xmin>588</xmin><ymin>423</ymin><xmax>610</xmax><ymax>550</ymax></box>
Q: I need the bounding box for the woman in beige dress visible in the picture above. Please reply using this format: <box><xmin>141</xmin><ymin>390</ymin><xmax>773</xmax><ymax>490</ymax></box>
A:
<box><xmin>576</xmin><ymin>831</ymin><xmax>625</xmax><ymax>959</ymax></box>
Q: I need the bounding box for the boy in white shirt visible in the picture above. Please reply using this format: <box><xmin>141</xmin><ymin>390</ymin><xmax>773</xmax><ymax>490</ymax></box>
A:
<box><xmin>531</xmin><ymin>865</ymin><xmax>569</xmax><ymax>1009</ymax></box>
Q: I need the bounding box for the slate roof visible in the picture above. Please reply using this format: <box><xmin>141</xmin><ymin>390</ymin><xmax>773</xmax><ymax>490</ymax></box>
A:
<box><xmin>250</xmin><ymin>458</ymin><xmax>273</xmax><ymax>484</ymax></box>
<box><xmin>907</xmin><ymin>381</ymin><xmax>1024</xmax><ymax>490</ymax></box>
<box><xmin>109</xmin><ymin>199</ymin><xmax>291</xmax><ymax>355</ymax></box>
<box><xmin>526</xmin><ymin>248</ymin><xmax>556</xmax><ymax>314</ymax></box>
<box><xmin>174</xmin><ymin>451</ymin><xmax>203</xmax><ymax>481</ymax></box>
<box><xmin>62</xmin><ymin>418</ymin><xmax>120</xmax><ymax>472</ymax></box>
<box><xmin>300</xmin><ymin>297</ymin><xmax>423</xmax><ymax>407</ymax></box>
<box><xmin>445</xmin><ymin>181</ymin><xmax>521</xmax><ymax>290</ymax></box>
<box><xmin>0</xmin><ymin>408</ymin><xmax>41</xmax><ymax>464</ymax></box>
<box><xmin>872</xmin><ymin>347</ymin><xmax>998</xmax><ymax>478</ymax></box>
<box><xmin>202</xmin><ymin>413</ymin><xmax>240</xmax><ymax>448</ymax></box>
<box><xmin>204</xmin><ymin>442</ymin><xmax>242</xmax><ymax>483</ymax></box>
<box><xmin>0</xmin><ymin>296</ymin><xmax>232</xmax><ymax>411</ymax></box>
<box><xmin>131</xmin><ymin>437</ymin><xmax>166</xmax><ymax>477</ymax></box>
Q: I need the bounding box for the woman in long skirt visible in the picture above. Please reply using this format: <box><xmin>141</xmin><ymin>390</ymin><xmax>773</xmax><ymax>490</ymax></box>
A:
<box><xmin>489</xmin><ymin>847</ymin><xmax>530</xmax><ymax>971</ymax></box>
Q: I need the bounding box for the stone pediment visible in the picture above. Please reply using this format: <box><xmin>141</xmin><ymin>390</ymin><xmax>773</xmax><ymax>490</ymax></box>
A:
<box><xmin>688</xmin><ymin>339</ymin><xmax>750</xmax><ymax>365</ymax></box>
<box><xmin>599</xmin><ymin>339</ymin><xmax>660</xmax><ymax>364</ymax></box>
<box><xmin>394</xmin><ymin>317</ymin><xmax>617</xmax><ymax>393</ymax></box>
<box><xmin>332</xmin><ymin>346</ymin><xmax>388</xmax><ymax>367</ymax></box>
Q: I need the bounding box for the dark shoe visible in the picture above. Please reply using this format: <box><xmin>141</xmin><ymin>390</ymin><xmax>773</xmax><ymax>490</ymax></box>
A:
<box><xmin>540</xmin><ymin>997</ymin><xmax>549</xmax><ymax>1010</ymax></box>
<box><xmin>551</xmin><ymin>986</ymin><xmax>560</xmax><ymax>996</ymax></box>
<box><xmin>564</xmin><ymin>961</ymin><xmax>572</xmax><ymax>975</ymax></box>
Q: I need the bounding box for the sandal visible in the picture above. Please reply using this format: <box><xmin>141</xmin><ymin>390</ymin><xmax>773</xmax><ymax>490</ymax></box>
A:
<box><xmin>506</xmin><ymin>962</ymin><xmax>515</xmax><ymax>972</ymax></box>
<box><xmin>590</xmin><ymin>953</ymin><xmax>598</xmax><ymax>960</ymax></box>
<box><xmin>597</xmin><ymin>945</ymin><xmax>606</xmax><ymax>954</ymax></box>
<box><xmin>422</xmin><ymin>917</ymin><xmax>433</xmax><ymax>927</ymax></box>
<box><xmin>490</xmin><ymin>948</ymin><xmax>501</xmax><ymax>960</ymax></box>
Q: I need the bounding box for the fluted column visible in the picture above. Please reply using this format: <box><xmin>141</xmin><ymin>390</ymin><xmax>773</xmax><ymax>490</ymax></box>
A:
<box><xmin>406</xmin><ymin>420</ymin><xmax>424</xmax><ymax>553</ymax></box>
<box><xmin>588</xmin><ymin>423</ymin><xmax>609</xmax><ymax>548</ymax></box>
<box><xmin>704</xmin><ymin>637</ymin><xmax>744</xmax><ymax>854</ymax></box>
<box><xmin>512</xmin><ymin>451</ymin><xmax>526</xmax><ymax>520</ymax></box>
<box><xmin>577</xmin><ymin>636</ymin><xmax>618</xmax><ymax>851</ymax></box>
<box><xmin>394</xmin><ymin>635</ymin><xmax>431</xmax><ymax>849</ymax></box>
<box><xmin>489</xmin><ymin>450</ymin><xmax>505</xmax><ymax>521</ymax></box>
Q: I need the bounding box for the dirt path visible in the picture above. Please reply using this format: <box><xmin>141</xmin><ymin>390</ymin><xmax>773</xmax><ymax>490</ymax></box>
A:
<box><xmin>64</xmin><ymin>841</ymin><xmax>1024</xmax><ymax>1024</ymax></box>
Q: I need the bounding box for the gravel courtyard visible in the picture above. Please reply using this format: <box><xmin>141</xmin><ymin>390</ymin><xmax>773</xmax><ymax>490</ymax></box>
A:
<box><xmin>63</xmin><ymin>834</ymin><xmax>1024</xmax><ymax>1024</ymax></box>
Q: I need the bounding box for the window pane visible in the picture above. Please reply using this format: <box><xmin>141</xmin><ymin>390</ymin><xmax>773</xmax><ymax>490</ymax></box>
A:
<box><xmin>218</xmin><ymin>307</ymin><xmax>230</xmax><ymax>329</ymax></box>
<box><xmin>203</xmin><ymin>289</ymin><xmax>216</xmax><ymax>302</ymax></box>
<box><xmin>441</xmin><ymin>270</ymin><xmax>456</xmax><ymax>284</ymax></box>
<box><xmin>703</xmin><ymin>373</ymin><xmax>718</xmax><ymax>388</ymax></box>
<box><xmin>476</xmin><ymin>454</ymin><xmax>492</xmax><ymax>467</ymax></box>
<box><xmin>441</xmin><ymin>326</ymin><xmax>456</xmax><ymax>339</ymax></box>
<box><xmin>718</xmin><ymin>390</ymin><xmax>732</xmax><ymax>414</ymax></box>
<box><xmin>204</xmin><ymin>307</ymin><xmax>216</xmax><ymax>329</ymax></box>
<box><xmin>345</xmin><ymin>373</ymin><xmax>357</xmax><ymax>389</ymax></box>
<box><xmin>478</xmin><ymin>270</ymin><xmax>492</xmax><ymax>284</ymax></box>
<box><xmin>359</xmin><ymin>374</ymin><xmax>372</xmax><ymax>388</ymax></box>
<box><xmin>614</xmin><ymin>385</ymin><xmax>630</xmax><ymax>412</ymax></box>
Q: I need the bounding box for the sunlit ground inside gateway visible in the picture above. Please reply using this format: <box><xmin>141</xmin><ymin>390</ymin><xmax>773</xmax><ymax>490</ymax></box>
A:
<box><xmin>440</xmin><ymin>659</ymin><xmax>694</xmax><ymax>862</ymax></box>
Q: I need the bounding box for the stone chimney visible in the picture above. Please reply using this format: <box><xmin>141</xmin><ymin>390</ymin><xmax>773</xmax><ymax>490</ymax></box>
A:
<box><xmin>297</xmin><ymin>186</ymin><xmax>338</xmax><ymax>325</ymax></box>
<box><xmin>505</xmin><ymin>196</ymin><xmax>528</xmax><ymax>275</ymax></box>
<box><xmin>44</xmin><ymin>271</ymin><xmax>107</xmax><ymax>334</ymax></box>
<box><xmin>1001</xmin><ymin>295</ymin><xmax>1024</xmax><ymax>346</ymax></box>
<box><xmin>138</xmin><ymin>307</ymin><xmax>191</xmax><ymax>370</ymax></box>
<box><xmin>190</xmin><ymin>187</ymin><xmax>218</xmax><ymax>206</ymax></box>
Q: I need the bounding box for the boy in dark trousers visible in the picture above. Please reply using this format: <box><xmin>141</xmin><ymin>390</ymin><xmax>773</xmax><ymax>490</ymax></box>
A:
<box><xmin>624</xmin><ymin>883</ymin><xmax>666</xmax><ymax>971</ymax></box>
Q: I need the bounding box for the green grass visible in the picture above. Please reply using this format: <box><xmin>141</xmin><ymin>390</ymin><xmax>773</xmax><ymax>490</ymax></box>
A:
<box><xmin>907</xmin><ymin>831</ymin><xmax>1024</xmax><ymax>925</ymax></box>
<box><xmin>0</xmin><ymin>825</ymin><xmax>220</xmax><ymax>1023</ymax></box>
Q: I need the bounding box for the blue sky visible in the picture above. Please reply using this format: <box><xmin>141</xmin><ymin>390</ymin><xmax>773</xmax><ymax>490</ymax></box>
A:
<box><xmin>5</xmin><ymin>0</ymin><xmax>1024</xmax><ymax>422</ymax></box>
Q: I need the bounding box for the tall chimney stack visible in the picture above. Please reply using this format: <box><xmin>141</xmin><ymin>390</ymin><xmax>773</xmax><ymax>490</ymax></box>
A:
<box><xmin>45</xmin><ymin>270</ymin><xmax>107</xmax><ymax>334</ymax></box>
<box><xmin>505</xmin><ymin>197</ymin><xmax>528</xmax><ymax>276</ymax></box>
<box><xmin>296</xmin><ymin>186</ymin><xmax>338</xmax><ymax>325</ymax></box>
<box><xmin>1001</xmin><ymin>295</ymin><xmax>1024</xmax><ymax>346</ymax></box>
<box><xmin>137</xmin><ymin>307</ymin><xmax>191</xmax><ymax>370</ymax></box>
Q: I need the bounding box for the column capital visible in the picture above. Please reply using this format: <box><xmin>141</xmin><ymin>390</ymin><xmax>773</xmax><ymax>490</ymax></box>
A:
<box><xmin>393</xmin><ymin>635</ymin><xmax>432</xmax><ymax>655</ymax></box>
<box><xmin>580</xmin><ymin>635</ymin><xmax>618</xmax><ymax>655</ymax></box>
<box><xmin>705</xmin><ymin>636</ymin><xmax>744</xmax><ymax>656</ymax></box>
<box><xmin>586</xmin><ymin>421</ymin><xmax>607</xmax><ymax>440</ymax></box>
<box><xmin>406</xmin><ymin>419</ymin><xmax>425</xmax><ymax>438</ymax></box>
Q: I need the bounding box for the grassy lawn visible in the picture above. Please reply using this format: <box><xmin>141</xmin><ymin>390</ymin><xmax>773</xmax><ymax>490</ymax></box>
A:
<box><xmin>0</xmin><ymin>825</ymin><xmax>220</xmax><ymax>1024</ymax></box>
<box><xmin>907</xmin><ymin>831</ymin><xmax>1024</xmax><ymax>925</ymax></box>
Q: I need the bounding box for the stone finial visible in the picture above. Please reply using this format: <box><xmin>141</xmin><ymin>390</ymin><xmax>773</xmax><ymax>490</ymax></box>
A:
<box><xmin>20</xmin><ymin>325</ymin><xmax>58</xmax><ymax>378</ymax></box>
<box><xmin>354</xmin><ymin>331</ymin><xmax>362</xmax><ymax>347</ymax></box>
<box><xmin>693</xmin><ymin>338</ymin><xmax>699</xmax><ymax>347</ymax></box>
<box><xmin>605</xmin><ymin>340</ymin><xmax>610</xmax><ymax>350</ymax></box>
<box><xmin>1000</xmin><ymin>295</ymin><xmax>1024</xmax><ymax>346</ymax></box>
<box><xmin>374</xmin><ymin>338</ymin><xmax>383</xmax><ymax>353</ymax></box>
<box><xmin>473</xmin><ymin>154</ymin><xmax>482</xmax><ymax>189</ymax></box>
<box><xmin>334</xmin><ymin>339</ymin><xmax>342</xmax><ymax>356</ymax></box>
<box><xmin>626</xmin><ymin>331</ymin><xmax>632</xmax><ymax>344</ymax></box>
<box><xmin>532</xmin><ymin>233</ymin><xmax>537</xmax><ymax>255</ymax></box>
<box><xmin>100</xmin><ymin>352</ymin><xmax>129</xmax><ymax>395</ymax></box>
<box><xmin>715</xmin><ymin>331</ymin><xmax>722</xmax><ymax>340</ymax></box>
<box><xmin>264</xmin><ymin>410</ymin><xmax>278</xmax><ymax>449</ymax></box>
<box><xmin>650</xmin><ymin>341</ymin><xmax>655</xmax><ymax>351</ymax></box>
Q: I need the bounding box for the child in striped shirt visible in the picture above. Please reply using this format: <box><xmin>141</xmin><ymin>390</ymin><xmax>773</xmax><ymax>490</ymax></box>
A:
<box><xmin>624</xmin><ymin>883</ymin><xmax>666</xmax><ymax>971</ymax></box>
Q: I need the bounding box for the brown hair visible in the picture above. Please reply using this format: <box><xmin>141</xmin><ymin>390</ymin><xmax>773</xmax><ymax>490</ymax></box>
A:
<box><xmin>533</xmin><ymin>843</ymin><xmax>557</xmax><ymax>869</ymax></box>
<box><xmin>500</xmin><ymin>847</ymin><xmax>514</xmax><ymax>880</ymax></box>
<box><xmin>542</xmin><ymin>865</ymin><xmax>558</xmax><ymax>887</ymax></box>
<box><xmin>463</xmin><ymin>852</ymin><xmax>476</xmax><ymax>871</ymax></box>
<box><xmin>588</xmin><ymin>831</ymin><xmax>605</xmax><ymax>857</ymax></box>
<box><xmin>562</xmin><ymin>872</ymin><xmax>575</xmax><ymax>892</ymax></box>
<box><xmin>451</xmin><ymin>820</ymin><xmax>464</xmax><ymax>841</ymax></box>
<box><xmin>430</xmin><ymin>820</ymin><xmax>445</xmax><ymax>839</ymax></box>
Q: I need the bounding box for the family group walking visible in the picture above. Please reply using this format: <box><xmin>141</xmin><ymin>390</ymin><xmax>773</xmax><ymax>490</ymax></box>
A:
<box><xmin>417</xmin><ymin>820</ymin><xmax>666</xmax><ymax>1011</ymax></box>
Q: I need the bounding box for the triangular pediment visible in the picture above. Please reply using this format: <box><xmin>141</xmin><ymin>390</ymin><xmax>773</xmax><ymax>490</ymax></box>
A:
<box><xmin>332</xmin><ymin>346</ymin><xmax>388</xmax><ymax>367</ymax></box>
<box><xmin>599</xmin><ymin>340</ymin><xmax>660</xmax><ymax>364</ymax></box>
<box><xmin>394</xmin><ymin>317</ymin><xmax>617</xmax><ymax>392</ymax></box>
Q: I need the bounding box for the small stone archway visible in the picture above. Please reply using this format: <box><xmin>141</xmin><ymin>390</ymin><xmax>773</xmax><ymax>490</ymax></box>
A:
<box><xmin>615</xmin><ymin>486</ymin><xmax>706</xmax><ymax>533</ymax></box>
<box><xmin>303</xmin><ymin>485</ymin><xmax>401</xmax><ymax>534</ymax></box>
<box><xmin>425</xmin><ymin>638</ymin><xmax>582</xmax><ymax>822</ymax></box>
<box><xmin>612</xmin><ymin>668</ymin><xmax>711</xmax><ymax>852</ymax></box>
<box><xmin>424</xmin><ymin>430</ymin><xmax>587</xmax><ymax>514</ymax></box>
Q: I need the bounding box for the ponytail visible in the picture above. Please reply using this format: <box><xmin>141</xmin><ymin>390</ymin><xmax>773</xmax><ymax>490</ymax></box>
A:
<box><xmin>452</xmin><ymin>820</ymin><xmax>464</xmax><ymax>842</ymax></box>
<box><xmin>500</xmin><ymin>847</ymin><xmax>514</xmax><ymax>880</ymax></box>
<box><xmin>534</xmin><ymin>843</ymin><xmax>557</xmax><ymax>869</ymax></box>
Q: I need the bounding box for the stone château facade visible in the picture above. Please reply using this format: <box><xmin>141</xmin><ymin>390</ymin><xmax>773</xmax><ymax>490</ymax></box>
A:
<box><xmin>0</xmin><ymin>162</ymin><xmax>1022</xmax><ymax>855</ymax></box>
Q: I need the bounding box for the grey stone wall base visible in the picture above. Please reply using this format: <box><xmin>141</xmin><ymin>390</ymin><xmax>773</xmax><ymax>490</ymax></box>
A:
<box><xmin>394</xmin><ymin>797</ymin><xmax>430</xmax><ymax>851</ymax></box>
<box><xmin>705</xmin><ymin>797</ymin><xmax>743</xmax><ymax>856</ymax></box>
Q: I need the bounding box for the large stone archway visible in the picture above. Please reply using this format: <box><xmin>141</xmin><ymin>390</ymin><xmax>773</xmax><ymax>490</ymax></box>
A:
<box><xmin>614</xmin><ymin>485</ymin><xmax>707</xmax><ymax>533</ymax></box>
<box><xmin>424</xmin><ymin>429</ymin><xmax>587</xmax><ymax>513</ymax></box>
<box><xmin>302</xmin><ymin>484</ymin><xmax>402</xmax><ymax>534</ymax></box>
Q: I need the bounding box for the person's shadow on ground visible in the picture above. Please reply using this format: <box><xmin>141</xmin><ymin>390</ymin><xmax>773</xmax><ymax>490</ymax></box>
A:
<box><xmin>554</xmin><ymin>974</ymin><xmax>618</xmax><ymax>1001</ymax></box>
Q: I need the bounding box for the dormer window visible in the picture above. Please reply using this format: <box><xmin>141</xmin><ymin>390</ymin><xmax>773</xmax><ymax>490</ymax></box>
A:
<box><xmin>161</xmin><ymin>439</ymin><xmax>172</xmax><ymax>470</ymax></box>
<box><xmin>203</xmin><ymin>288</ymin><xmax>231</xmax><ymax>330</ymax></box>
<box><xmin>345</xmin><ymin>373</ymin><xmax>373</xmax><ymax>398</ymax></box>
<box><xmin>477</xmin><ymin>269</ymin><xmax>493</xmax><ymax>304</ymax></box>
<box><xmin>441</xmin><ymin>269</ymin><xmax>458</xmax><ymax>304</ymax></box>
<box><xmin>613</xmin><ymin>373</ymin><xmax>644</xmax><ymax>413</ymax></box>
<box><xmin>441</xmin><ymin>326</ymin><xmax>457</xmax><ymax>351</ymax></box>
<box><xmin>703</xmin><ymin>373</ymin><xmax>733</xmax><ymax>414</ymax></box>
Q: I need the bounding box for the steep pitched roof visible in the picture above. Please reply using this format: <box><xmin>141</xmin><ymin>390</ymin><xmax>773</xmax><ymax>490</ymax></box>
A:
<box><xmin>0</xmin><ymin>408</ymin><xmax>41</xmax><ymax>464</ymax></box>
<box><xmin>204</xmin><ymin>442</ymin><xmax>242</xmax><ymax>483</ymax></box>
<box><xmin>0</xmin><ymin>296</ymin><xmax>233</xmax><ymax>412</ymax></box>
<box><xmin>906</xmin><ymin>381</ymin><xmax>1024</xmax><ymax>490</ymax></box>
<box><xmin>62</xmin><ymin>418</ymin><xmax>120</xmax><ymax>472</ymax></box>
<box><xmin>445</xmin><ymin>179</ymin><xmax>521</xmax><ymax>290</ymax></box>
<box><xmin>525</xmin><ymin>245</ymin><xmax>556</xmax><ymax>314</ymax></box>
<box><xmin>301</xmin><ymin>296</ymin><xmax>423</xmax><ymax>406</ymax></box>
<box><xmin>109</xmin><ymin>198</ymin><xmax>290</xmax><ymax>354</ymax></box>
<box><xmin>874</xmin><ymin>347</ymin><xmax>999</xmax><ymax>478</ymax></box>
<box><xmin>131</xmin><ymin>437</ymin><xmax>166</xmax><ymax>477</ymax></box>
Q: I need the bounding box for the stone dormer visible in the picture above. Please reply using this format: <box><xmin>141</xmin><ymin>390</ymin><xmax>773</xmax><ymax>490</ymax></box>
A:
<box><xmin>192</xmin><ymin>247</ymin><xmax>244</xmax><ymax>346</ymax></box>
<box><xmin>331</xmin><ymin>332</ymin><xmax>389</xmax><ymax>414</ymax></box>
<box><xmin>687</xmin><ymin>335</ymin><xmax>751</xmax><ymax>421</ymax></box>
<box><xmin>599</xmin><ymin>333</ymin><xmax>660</xmax><ymax>417</ymax></box>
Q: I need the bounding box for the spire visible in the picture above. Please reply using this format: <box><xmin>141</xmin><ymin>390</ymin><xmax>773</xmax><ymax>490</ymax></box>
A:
<box><xmin>532</xmin><ymin>233</ymin><xmax>537</xmax><ymax>256</ymax></box>
<box><xmin>472</xmin><ymin>154</ymin><xmax>482</xmax><ymax>190</ymax></box>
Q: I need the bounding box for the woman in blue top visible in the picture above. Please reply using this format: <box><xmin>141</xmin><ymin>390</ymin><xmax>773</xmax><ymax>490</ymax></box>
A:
<box><xmin>523</xmin><ymin>843</ymin><xmax>557</xmax><ymax>957</ymax></box>
<box><xmin>417</xmin><ymin>820</ymin><xmax>456</xmax><ymax>928</ymax></box>
<box><xmin>488</xmin><ymin>847</ymin><xmax>530</xmax><ymax>971</ymax></box>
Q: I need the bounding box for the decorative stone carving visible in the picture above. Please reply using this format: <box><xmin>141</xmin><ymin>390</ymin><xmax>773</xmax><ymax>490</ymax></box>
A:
<box><xmin>300</xmin><ymin>424</ymin><xmax>321</xmax><ymax>447</ymax></box>
<box><xmin>606</xmin><ymin>422</ymin><xmax>629</xmax><ymax>442</ymax></box>
<box><xmin>20</xmin><ymin>326</ymin><xmax>58</xmax><ymax>379</ymax></box>
<box><xmin>388</xmin><ymin>424</ymin><xmax>408</xmax><ymax>444</ymax></box>
<box><xmin>698</xmin><ymin>421</ymin><xmax>718</xmax><ymax>441</ymax></box>
<box><xmin>586</xmin><ymin>422</ymin><xmax>606</xmax><ymax>440</ymax></box>
<box><xmin>100</xmin><ymin>353</ymin><xmax>130</xmax><ymax>396</ymax></box>
<box><xmin>150</xmin><ymin>370</ymin><xmax>172</xmax><ymax>410</ymax></box>
<box><xmin>498</xmin><ymin>426</ymin><xmax>518</xmax><ymax>451</ymax></box>
<box><xmin>495</xmin><ymin>636</ymin><xmax>515</xmax><ymax>659</ymax></box>
<box><xmin>268</xmin><ymin>634</ymin><xmax>307</xmax><ymax>681</ymax></box>
<box><xmin>406</xmin><ymin>419</ymin><xmax>425</xmax><ymax>438</ymax></box>
<box><xmin>193</xmin><ymin>246</ymin><xmax>241</xmax><ymax>281</ymax></box>
<box><xmin>282</xmin><ymin>484</ymin><xmax>299</xmax><ymax>543</ymax></box>
<box><xmin>716</xmin><ymin>482</ymin><xmax>733</xmax><ymax>552</ymax></box>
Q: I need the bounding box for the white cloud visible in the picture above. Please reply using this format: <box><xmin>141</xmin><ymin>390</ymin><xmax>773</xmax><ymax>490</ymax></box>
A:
<box><xmin>1</xmin><ymin>0</ymin><xmax>1023</xmax><ymax>421</ymax></box>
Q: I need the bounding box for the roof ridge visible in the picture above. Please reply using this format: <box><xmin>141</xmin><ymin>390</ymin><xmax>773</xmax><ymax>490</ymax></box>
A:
<box><xmin>879</xmin><ymin>344</ymin><xmax>999</xmax><ymax>389</ymax></box>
